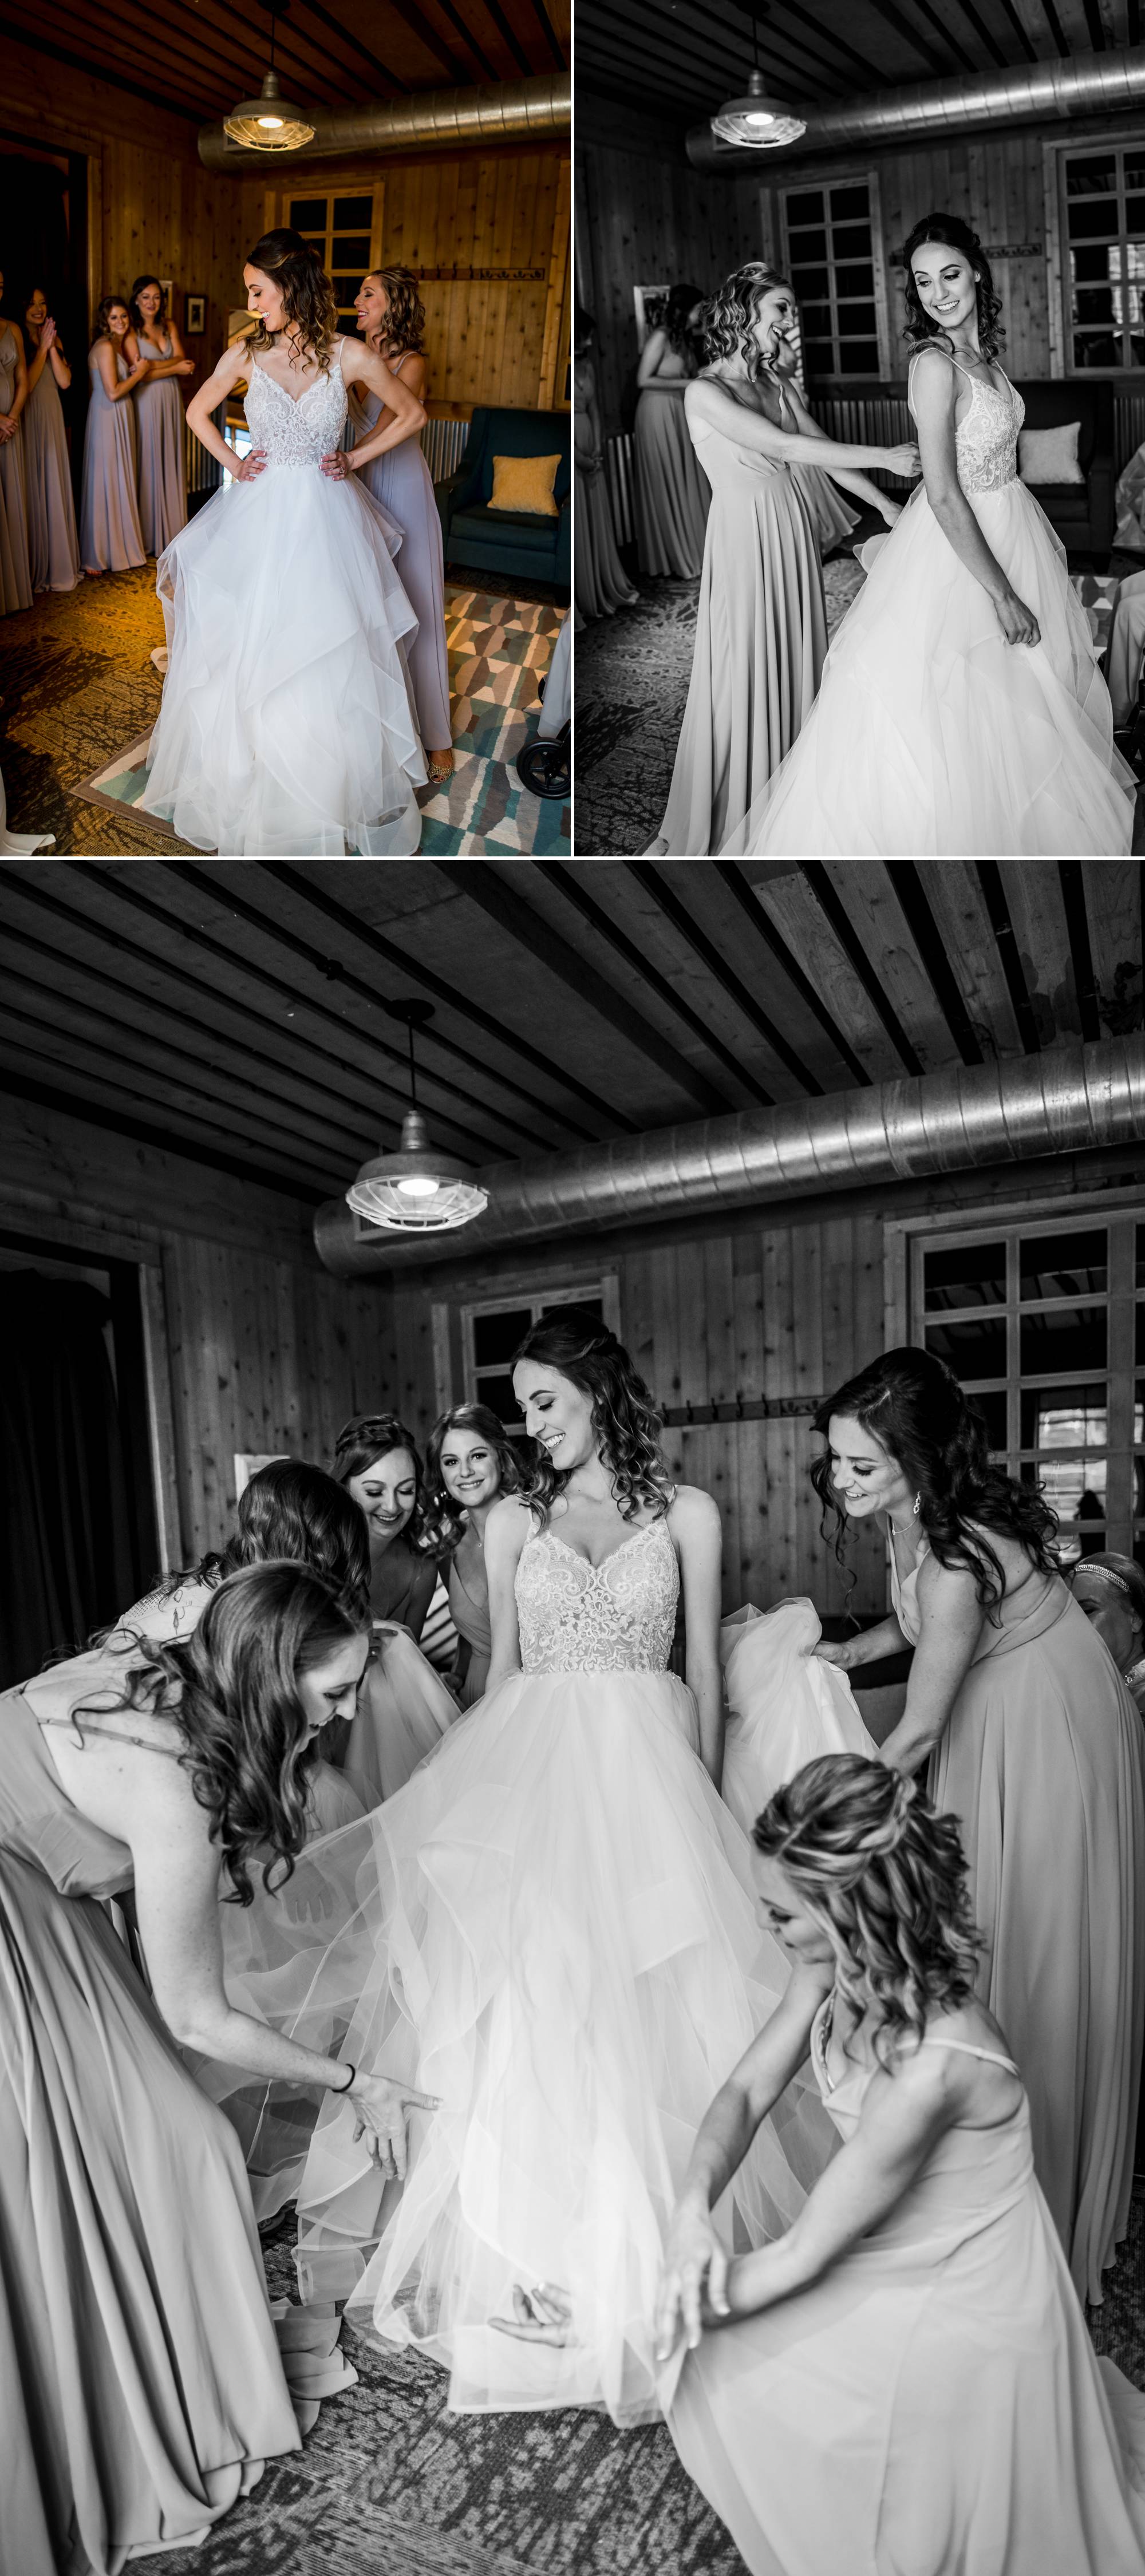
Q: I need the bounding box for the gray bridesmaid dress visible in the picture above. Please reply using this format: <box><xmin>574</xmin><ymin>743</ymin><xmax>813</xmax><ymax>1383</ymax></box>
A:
<box><xmin>0</xmin><ymin>322</ymin><xmax>33</xmax><ymax>613</ymax></box>
<box><xmin>634</xmin><ymin>370</ymin><xmax>710</xmax><ymax>579</ymax></box>
<box><xmin>134</xmin><ymin>329</ymin><xmax>187</xmax><ymax>552</ymax></box>
<box><xmin>24</xmin><ymin>350</ymin><xmax>82</xmax><ymax>592</ymax></box>
<box><xmin>352</xmin><ymin>365</ymin><xmax>451</xmax><ymax>750</ymax></box>
<box><xmin>80</xmin><ymin>345</ymin><xmax>147</xmax><ymax>572</ymax></box>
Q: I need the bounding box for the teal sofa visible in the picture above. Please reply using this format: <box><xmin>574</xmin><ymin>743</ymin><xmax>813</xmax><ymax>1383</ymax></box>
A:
<box><xmin>435</xmin><ymin>406</ymin><xmax>570</xmax><ymax>591</ymax></box>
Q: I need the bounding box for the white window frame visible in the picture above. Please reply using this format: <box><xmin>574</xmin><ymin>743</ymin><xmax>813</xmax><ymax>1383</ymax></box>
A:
<box><xmin>461</xmin><ymin>1274</ymin><xmax>621</xmax><ymax>1427</ymax></box>
<box><xmin>776</xmin><ymin>166</ymin><xmax>893</xmax><ymax>385</ymax></box>
<box><xmin>1043</xmin><ymin>129</ymin><xmax>1145</xmax><ymax>382</ymax></box>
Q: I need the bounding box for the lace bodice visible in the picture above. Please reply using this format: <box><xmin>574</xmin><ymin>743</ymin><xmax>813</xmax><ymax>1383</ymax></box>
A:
<box><xmin>515</xmin><ymin>1517</ymin><xmax>678</xmax><ymax>1674</ymax></box>
<box><xmin>909</xmin><ymin>355</ymin><xmax>1024</xmax><ymax>496</ymax></box>
<box><xmin>245</xmin><ymin>338</ymin><xmax>348</xmax><ymax>468</ymax></box>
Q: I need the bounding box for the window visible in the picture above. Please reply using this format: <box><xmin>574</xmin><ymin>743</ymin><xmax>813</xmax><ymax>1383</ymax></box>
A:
<box><xmin>1061</xmin><ymin>144</ymin><xmax>1145</xmax><ymax>372</ymax></box>
<box><xmin>780</xmin><ymin>178</ymin><xmax>883</xmax><ymax>382</ymax></box>
<box><xmin>910</xmin><ymin>1213</ymin><xmax>1144</xmax><ymax>1567</ymax></box>
<box><xmin>285</xmin><ymin>188</ymin><xmax>383</xmax><ymax>334</ymax></box>
<box><xmin>461</xmin><ymin>1281</ymin><xmax>619</xmax><ymax>1428</ymax></box>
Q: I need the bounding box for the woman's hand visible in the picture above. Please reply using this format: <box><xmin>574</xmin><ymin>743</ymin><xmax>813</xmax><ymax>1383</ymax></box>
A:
<box><xmin>489</xmin><ymin>2282</ymin><xmax>576</xmax><ymax>2345</ymax></box>
<box><xmin>812</xmin><ymin>1636</ymin><xmax>853</xmax><ymax>1669</ymax></box>
<box><xmin>345</xmin><ymin>2071</ymin><xmax>440</xmax><ymax>2180</ymax></box>
<box><xmin>886</xmin><ymin>442</ymin><xmax>922</xmax><ymax>479</ymax></box>
<box><xmin>41</xmin><ymin>316</ymin><xmax>58</xmax><ymax>350</ymax></box>
<box><xmin>236</xmin><ymin>447</ymin><xmax>267</xmax><ymax>481</ymax></box>
<box><xmin>129</xmin><ymin>357</ymin><xmax>152</xmax><ymax>382</ymax></box>
<box><xmin>175</xmin><ymin>358</ymin><xmax>195</xmax><ymax>377</ymax></box>
<box><xmin>0</xmin><ymin>413</ymin><xmax>17</xmax><ymax>442</ymax></box>
<box><xmin>654</xmin><ymin>2196</ymin><xmax>731</xmax><ymax>2359</ymax></box>
<box><xmin>321</xmin><ymin>448</ymin><xmax>351</xmax><ymax>479</ymax></box>
<box><xmin>994</xmin><ymin>588</ymin><xmax>1040</xmax><ymax>648</ymax></box>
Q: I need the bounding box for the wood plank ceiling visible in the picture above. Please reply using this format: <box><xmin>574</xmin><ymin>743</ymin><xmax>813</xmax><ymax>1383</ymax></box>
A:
<box><xmin>0</xmin><ymin>860</ymin><xmax>1139</xmax><ymax>1210</ymax></box>
<box><xmin>11</xmin><ymin>0</ymin><xmax>568</xmax><ymax>130</ymax></box>
<box><xmin>578</xmin><ymin>0</ymin><xmax>1143</xmax><ymax>133</ymax></box>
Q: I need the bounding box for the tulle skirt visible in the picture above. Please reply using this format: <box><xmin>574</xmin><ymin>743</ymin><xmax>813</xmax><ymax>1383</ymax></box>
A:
<box><xmin>139</xmin><ymin>460</ymin><xmax>426</xmax><ymax>855</ymax></box>
<box><xmin>208</xmin><ymin>1664</ymin><xmax>837</xmax><ymax>2423</ymax></box>
<box><xmin>723</xmin><ymin>476</ymin><xmax>1136</xmax><ymax>856</ymax></box>
<box><xmin>718</xmin><ymin>1598</ymin><xmax>876</xmax><ymax>1835</ymax></box>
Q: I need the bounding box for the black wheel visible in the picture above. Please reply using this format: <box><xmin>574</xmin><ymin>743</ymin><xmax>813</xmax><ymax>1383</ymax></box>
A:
<box><xmin>516</xmin><ymin>729</ymin><xmax>570</xmax><ymax>801</ymax></box>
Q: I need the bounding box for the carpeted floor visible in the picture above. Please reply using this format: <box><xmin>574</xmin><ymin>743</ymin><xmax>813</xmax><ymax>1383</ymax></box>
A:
<box><xmin>153</xmin><ymin>2188</ymin><xmax>1145</xmax><ymax>2576</ymax></box>
<box><xmin>0</xmin><ymin>566</ymin><xmax>568</xmax><ymax>858</ymax></box>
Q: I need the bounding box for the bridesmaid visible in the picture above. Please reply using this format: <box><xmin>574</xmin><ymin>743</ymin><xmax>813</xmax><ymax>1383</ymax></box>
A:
<box><xmin>3</xmin><ymin>1560</ymin><xmax>433</xmax><ymax>2575</ymax></box>
<box><xmin>574</xmin><ymin>306</ymin><xmax>638</xmax><ymax>622</ymax></box>
<box><xmin>80</xmin><ymin>294</ymin><xmax>150</xmax><ymax>574</ymax></box>
<box><xmin>771</xmin><ymin>329</ymin><xmax>859</xmax><ymax>557</ymax></box>
<box><xmin>646</xmin><ymin>264</ymin><xmax>917</xmax><ymax>856</ymax></box>
<box><xmin>1070</xmin><ymin>1551</ymin><xmax>1145</xmax><ymax>1715</ymax></box>
<box><xmin>658</xmin><ymin>1755</ymin><xmax>1145</xmax><ymax>2576</ymax></box>
<box><xmin>21</xmin><ymin>285</ymin><xmax>81</xmax><ymax>593</ymax></box>
<box><xmin>331</xmin><ymin>1411</ymin><xmax>456</xmax><ymax>1798</ymax></box>
<box><xmin>634</xmin><ymin>280</ymin><xmax>709</xmax><ymax>578</ymax></box>
<box><xmin>812</xmin><ymin>1344</ymin><xmax>1145</xmax><ymax>2302</ymax></box>
<box><xmin>352</xmin><ymin>266</ymin><xmax>452</xmax><ymax>783</ymax></box>
<box><xmin>125</xmin><ymin>274</ymin><xmax>194</xmax><ymax>553</ymax></box>
<box><xmin>423</xmin><ymin>1402</ymin><xmax>522</xmax><ymax>1706</ymax></box>
<box><xmin>0</xmin><ymin>264</ymin><xmax>33</xmax><ymax>613</ymax></box>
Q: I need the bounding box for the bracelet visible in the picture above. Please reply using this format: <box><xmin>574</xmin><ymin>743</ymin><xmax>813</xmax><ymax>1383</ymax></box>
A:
<box><xmin>334</xmin><ymin>2060</ymin><xmax>357</xmax><ymax>2093</ymax></box>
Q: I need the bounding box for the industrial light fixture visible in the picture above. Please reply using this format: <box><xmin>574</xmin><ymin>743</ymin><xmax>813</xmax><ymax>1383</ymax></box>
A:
<box><xmin>223</xmin><ymin>4</ymin><xmax>315</xmax><ymax>152</ymax></box>
<box><xmin>345</xmin><ymin>1001</ymin><xmax>489</xmax><ymax>1235</ymax></box>
<box><xmin>710</xmin><ymin>11</ymin><xmax>806</xmax><ymax>151</ymax></box>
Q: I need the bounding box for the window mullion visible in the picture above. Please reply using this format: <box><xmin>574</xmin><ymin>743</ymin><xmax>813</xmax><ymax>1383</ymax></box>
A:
<box><xmin>1006</xmin><ymin>1230</ymin><xmax>1021</xmax><ymax>1476</ymax></box>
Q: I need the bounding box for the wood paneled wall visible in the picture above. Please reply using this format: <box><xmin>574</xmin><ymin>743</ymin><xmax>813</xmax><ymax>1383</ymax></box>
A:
<box><xmin>247</xmin><ymin>143</ymin><xmax>571</xmax><ymax>417</ymax></box>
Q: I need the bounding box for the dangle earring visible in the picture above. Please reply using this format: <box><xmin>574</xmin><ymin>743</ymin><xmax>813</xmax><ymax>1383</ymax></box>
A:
<box><xmin>912</xmin><ymin>1492</ymin><xmax>922</xmax><ymax>1516</ymax></box>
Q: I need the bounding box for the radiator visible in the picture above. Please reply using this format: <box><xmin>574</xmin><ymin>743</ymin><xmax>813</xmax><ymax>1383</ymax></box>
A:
<box><xmin>1115</xmin><ymin>394</ymin><xmax>1145</xmax><ymax>475</ymax></box>
<box><xmin>606</xmin><ymin>430</ymin><xmax>635</xmax><ymax>546</ymax></box>
<box><xmin>185</xmin><ymin>407</ymin><xmax>472</xmax><ymax>493</ymax></box>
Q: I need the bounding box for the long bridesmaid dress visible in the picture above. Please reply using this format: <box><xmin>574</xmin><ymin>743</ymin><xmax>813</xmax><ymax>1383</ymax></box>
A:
<box><xmin>133</xmin><ymin>329</ymin><xmax>188</xmax><ymax>552</ymax></box>
<box><xmin>646</xmin><ymin>396</ymin><xmax>827</xmax><ymax>856</ymax></box>
<box><xmin>23</xmin><ymin>350</ymin><xmax>82</xmax><ymax>592</ymax></box>
<box><xmin>446</xmin><ymin>1534</ymin><xmax>493</xmax><ymax>1706</ymax></box>
<box><xmin>671</xmin><ymin>2000</ymin><xmax>1145</xmax><ymax>2576</ymax></box>
<box><xmin>1</xmin><ymin>1662</ymin><xmax>352</xmax><ymax>2576</ymax></box>
<box><xmin>80</xmin><ymin>346</ymin><xmax>147</xmax><ymax>573</ymax></box>
<box><xmin>0</xmin><ymin>321</ymin><xmax>33</xmax><ymax>613</ymax></box>
<box><xmin>634</xmin><ymin>371</ymin><xmax>709</xmax><ymax>579</ymax></box>
<box><xmin>893</xmin><ymin>1546</ymin><xmax>1145</xmax><ymax>2302</ymax></box>
<box><xmin>787</xmin><ymin>458</ymin><xmax>859</xmax><ymax>555</ymax></box>
<box><xmin>575</xmin><ymin>350</ymin><xmax>637</xmax><ymax>621</ymax></box>
<box><xmin>351</xmin><ymin>362</ymin><xmax>450</xmax><ymax>753</ymax></box>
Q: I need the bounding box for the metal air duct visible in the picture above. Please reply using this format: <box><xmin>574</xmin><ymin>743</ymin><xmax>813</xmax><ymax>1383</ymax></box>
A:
<box><xmin>686</xmin><ymin>46</ymin><xmax>1145</xmax><ymax>171</ymax></box>
<box><xmin>314</xmin><ymin>1034</ymin><xmax>1145</xmax><ymax>1275</ymax></box>
<box><xmin>199</xmin><ymin>73</ymin><xmax>569</xmax><ymax>171</ymax></box>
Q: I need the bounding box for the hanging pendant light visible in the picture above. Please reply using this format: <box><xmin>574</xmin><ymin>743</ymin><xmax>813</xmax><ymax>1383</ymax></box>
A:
<box><xmin>345</xmin><ymin>1002</ymin><xmax>490</xmax><ymax>1235</ymax></box>
<box><xmin>710</xmin><ymin>12</ymin><xmax>806</xmax><ymax>151</ymax></box>
<box><xmin>223</xmin><ymin>3</ymin><xmax>315</xmax><ymax>153</ymax></box>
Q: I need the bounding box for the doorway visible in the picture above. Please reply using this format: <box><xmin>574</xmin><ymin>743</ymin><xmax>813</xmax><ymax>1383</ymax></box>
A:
<box><xmin>0</xmin><ymin>137</ymin><xmax>90</xmax><ymax>507</ymax></box>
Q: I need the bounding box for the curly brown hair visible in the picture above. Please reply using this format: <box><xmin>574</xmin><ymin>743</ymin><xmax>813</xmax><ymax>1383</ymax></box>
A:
<box><xmin>330</xmin><ymin>1411</ymin><xmax>435</xmax><ymax>1551</ymax></box>
<box><xmin>367</xmin><ymin>264</ymin><xmax>426</xmax><ymax>357</ymax></box>
<box><xmin>700</xmin><ymin>262</ymin><xmax>792</xmax><ymax>373</ymax></box>
<box><xmin>755</xmin><ymin>1754</ymin><xmax>982</xmax><ymax>2068</ymax></box>
<box><xmin>246</xmin><ymin>228</ymin><xmax>339</xmax><ymax>374</ymax></box>
<box><xmin>512</xmin><ymin>1305</ymin><xmax>672</xmax><ymax>1528</ymax></box>
<box><xmin>902</xmin><ymin>213</ymin><xmax>1005</xmax><ymax>363</ymax></box>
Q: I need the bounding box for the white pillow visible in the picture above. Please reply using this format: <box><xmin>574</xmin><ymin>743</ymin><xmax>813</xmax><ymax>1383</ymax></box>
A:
<box><xmin>1018</xmin><ymin>421</ymin><xmax>1084</xmax><ymax>485</ymax></box>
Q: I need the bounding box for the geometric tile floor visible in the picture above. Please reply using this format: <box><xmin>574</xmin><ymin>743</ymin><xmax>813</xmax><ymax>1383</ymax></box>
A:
<box><xmin>69</xmin><ymin>583</ymin><xmax>569</xmax><ymax>857</ymax></box>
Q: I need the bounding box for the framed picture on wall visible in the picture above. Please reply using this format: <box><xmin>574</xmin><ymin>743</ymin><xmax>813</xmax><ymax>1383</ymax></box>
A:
<box><xmin>634</xmin><ymin>284</ymin><xmax>671</xmax><ymax>349</ymax></box>
<box><xmin>185</xmin><ymin>293</ymin><xmax>206</xmax><ymax>335</ymax></box>
<box><xmin>234</xmin><ymin>1451</ymin><xmax>287</xmax><ymax>1498</ymax></box>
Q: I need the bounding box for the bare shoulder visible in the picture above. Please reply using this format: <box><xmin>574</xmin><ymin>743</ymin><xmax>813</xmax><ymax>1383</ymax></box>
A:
<box><xmin>916</xmin><ymin>1542</ymin><xmax>980</xmax><ymax>1609</ymax></box>
<box><xmin>212</xmin><ymin>337</ymin><xmax>252</xmax><ymax>390</ymax></box>
<box><xmin>909</xmin><ymin>343</ymin><xmax>957</xmax><ymax>409</ymax></box>
<box><xmin>485</xmin><ymin>1494</ymin><xmax>534</xmax><ymax>1555</ymax></box>
<box><xmin>666</xmin><ymin>1483</ymin><xmax>721</xmax><ymax>1542</ymax></box>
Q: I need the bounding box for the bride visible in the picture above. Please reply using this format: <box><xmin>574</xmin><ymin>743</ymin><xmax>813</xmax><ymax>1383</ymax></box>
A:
<box><xmin>226</xmin><ymin>1307</ymin><xmax>834</xmax><ymax>2425</ymax></box>
<box><xmin>139</xmin><ymin>229</ymin><xmax>427</xmax><ymax>856</ymax></box>
<box><xmin>724</xmin><ymin>212</ymin><xmax>1136</xmax><ymax>858</ymax></box>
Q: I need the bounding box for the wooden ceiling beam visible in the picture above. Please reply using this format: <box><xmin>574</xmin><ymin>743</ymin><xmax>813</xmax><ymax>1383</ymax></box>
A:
<box><xmin>0</xmin><ymin>1060</ymin><xmax>327</xmax><ymax>1204</ymax></box>
<box><xmin>712</xmin><ymin>862</ymin><xmax>873</xmax><ymax>1086</ymax></box>
<box><xmin>797</xmin><ymin>865</ymin><xmax>923</xmax><ymax>1073</ymax></box>
<box><xmin>0</xmin><ymin>11</ymin><xmax>204</xmax><ymax>118</ymax></box>
<box><xmin>577</xmin><ymin>0</ymin><xmax>850</xmax><ymax>102</ymax></box>
<box><xmin>20</xmin><ymin>0</ymin><xmax>342</xmax><ymax>117</ymax></box>
<box><xmin>574</xmin><ymin>39</ymin><xmax>710</xmax><ymax>116</ymax></box>
<box><xmin>983</xmin><ymin>0</ymin><xmax>1039</xmax><ymax>63</ymax></box>
<box><xmin>1057</xmin><ymin>862</ymin><xmax>1103</xmax><ymax>1044</ymax></box>
<box><xmin>856</xmin><ymin>0</ymin><xmax>960</xmax><ymax>78</ymax></box>
<box><xmin>535</xmin><ymin>862</ymin><xmax>777</xmax><ymax>1107</ymax></box>
<box><xmin>524</xmin><ymin>0</ymin><xmax>567</xmax><ymax>71</ymax></box>
<box><xmin>260</xmin><ymin>862</ymin><xmax>630</xmax><ymax>1140</ymax></box>
<box><xmin>469</xmin><ymin>0</ymin><xmax>535</xmax><ymax>77</ymax></box>
<box><xmin>946</xmin><ymin>0</ymin><xmax>1010</xmax><ymax>68</ymax></box>
<box><xmin>973</xmin><ymin>863</ymin><xmax>1043</xmax><ymax>1052</ymax></box>
<box><xmin>627</xmin><ymin>862</ymin><xmax>823</xmax><ymax>1092</ymax></box>
<box><xmin>21</xmin><ymin>0</ymin><xmax>354</xmax><ymax>108</ymax></box>
<box><xmin>433</xmin><ymin>864</ymin><xmax>739</xmax><ymax>1117</ymax></box>
<box><xmin>414</xmin><ymin>0</ymin><xmax>500</xmax><ymax>84</ymax></box>
<box><xmin>883</xmin><ymin>864</ymin><xmax>985</xmax><ymax>1066</ymax></box>
<box><xmin>668</xmin><ymin>0</ymin><xmax>862</xmax><ymax>92</ymax></box>
<box><xmin>172</xmin><ymin>0</ymin><xmax>388</xmax><ymax>102</ymax></box>
<box><xmin>766</xmin><ymin>0</ymin><xmax>891</xmax><ymax>93</ymax></box>
<box><xmin>0</xmin><ymin>874</ymin><xmax>506</xmax><ymax>1160</ymax></box>
<box><xmin>282</xmin><ymin>0</ymin><xmax>411</xmax><ymax>95</ymax></box>
<box><xmin>1037</xmin><ymin>0</ymin><xmax>1071</xmax><ymax>49</ymax></box>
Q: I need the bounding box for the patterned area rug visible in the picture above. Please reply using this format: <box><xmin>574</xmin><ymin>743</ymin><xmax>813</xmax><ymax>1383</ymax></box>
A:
<box><xmin>1</xmin><ymin>570</ymin><xmax>567</xmax><ymax>857</ymax></box>
<box><xmin>151</xmin><ymin>2188</ymin><xmax>1145</xmax><ymax>2576</ymax></box>
<box><xmin>574</xmin><ymin>554</ymin><xmax>866</xmax><ymax>859</ymax></box>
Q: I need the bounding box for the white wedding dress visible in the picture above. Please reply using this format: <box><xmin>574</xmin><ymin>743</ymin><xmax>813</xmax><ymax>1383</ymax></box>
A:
<box><xmin>139</xmin><ymin>335</ymin><xmax>425</xmax><ymax>855</ymax></box>
<box><xmin>724</xmin><ymin>355</ymin><xmax>1136</xmax><ymax>856</ymax></box>
<box><xmin>212</xmin><ymin>1514</ymin><xmax>836</xmax><ymax>2424</ymax></box>
<box><xmin>719</xmin><ymin>1597</ymin><xmax>876</xmax><ymax>1835</ymax></box>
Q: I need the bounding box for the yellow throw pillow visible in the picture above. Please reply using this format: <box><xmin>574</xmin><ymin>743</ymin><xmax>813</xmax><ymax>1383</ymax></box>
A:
<box><xmin>488</xmin><ymin>452</ymin><xmax>562</xmax><ymax>517</ymax></box>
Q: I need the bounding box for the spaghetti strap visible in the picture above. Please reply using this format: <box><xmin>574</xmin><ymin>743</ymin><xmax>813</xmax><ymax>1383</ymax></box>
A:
<box><xmin>38</xmin><ymin>1715</ymin><xmax>185</xmax><ymax>1761</ymax></box>
<box><xmin>917</xmin><ymin>2037</ymin><xmax>1021</xmax><ymax>2075</ymax></box>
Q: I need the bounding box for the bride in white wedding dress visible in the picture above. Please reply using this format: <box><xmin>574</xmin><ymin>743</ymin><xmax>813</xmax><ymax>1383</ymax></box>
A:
<box><xmin>725</xmin><ymin>212</ymin><xmax>1136</xmax><ymax>858</ymax></box>
<box><xmin>139</xmin><ymin>230</ymin><xmax>427</xmax><ymax>856</ymax></box>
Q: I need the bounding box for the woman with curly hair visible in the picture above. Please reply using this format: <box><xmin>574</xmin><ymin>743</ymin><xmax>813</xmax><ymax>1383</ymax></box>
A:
<box><xmin>2</xmin><ymin>1560</ymin><xmax>436</xmax><ymax>2575</ymax></box>
<box><xmin>727</xmin><ymin>212</ymin><xmax>1134</xmax><ymax>855</ymax></box>
<box><xmin>350</xmin><ymin>266</ymin><xmax>452</xmax><ymax>782</ymax></box>
<box><xmin>256</xmin><ymin>1305</ymin><xmax>834</xmax><ymax>2420</ymax></box>
<box><xmin>423</xmin><ymin>1401</ymin><xmax>522</xmax><ymax>1705</ymax></box>
<box><xmin>139</xmin><ymin>228</ymin><xmax>427</xmax><ymax>855</ymax></box>
<box><xmin>634</xmin><ymin>280</ymin><xmax>710</xmax><ymax>576</ymax></box>
<box><xmin>807</xmin><ymin>1344</ymin><xmax>1145</xmax><ymax>2298</ymax></box>
<box><xmin>330</xmin><ymin>1412</ymin><xmax>459</xmax><ymax>1797</ymax></box>
<box><xmin>124</xmin><ymin>274</ymin><xmax>194</xmax><ymax>554</ymax></box>
<box><xmin>647</xmin><ymin>262</ymin><xmax>918</xmax><ymax>855</ymax></box>
<box><xmin>659</xmin><ymin>1755</ymin><xmax>1145</xmax><ymax>2575</ymax></box>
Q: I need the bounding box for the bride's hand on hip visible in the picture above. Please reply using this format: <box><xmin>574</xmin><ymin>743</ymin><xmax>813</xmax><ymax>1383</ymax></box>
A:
<box><xmin>236</xmin><ymin>448</ymin><xmax>267</xmax><ymax>481</ymax></box>
<box><xmin>994</xmin><ymin>588</ymin><xmax>1040</xmax><ymax>648</ymax></box>
<box><xmin>321</xmin><ymin>449</ymin><xmax>351</xmax><ymax>479</ymax></box>
<box><xmin>345</xmin><ymin>2071</ymin><xmax>441</xmax><ymax>2180</ymax></box>
<box><xmin>655</xmin><ymin>2199</ymin><xmax>730</xmax><ymax>2359</ymax></box>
